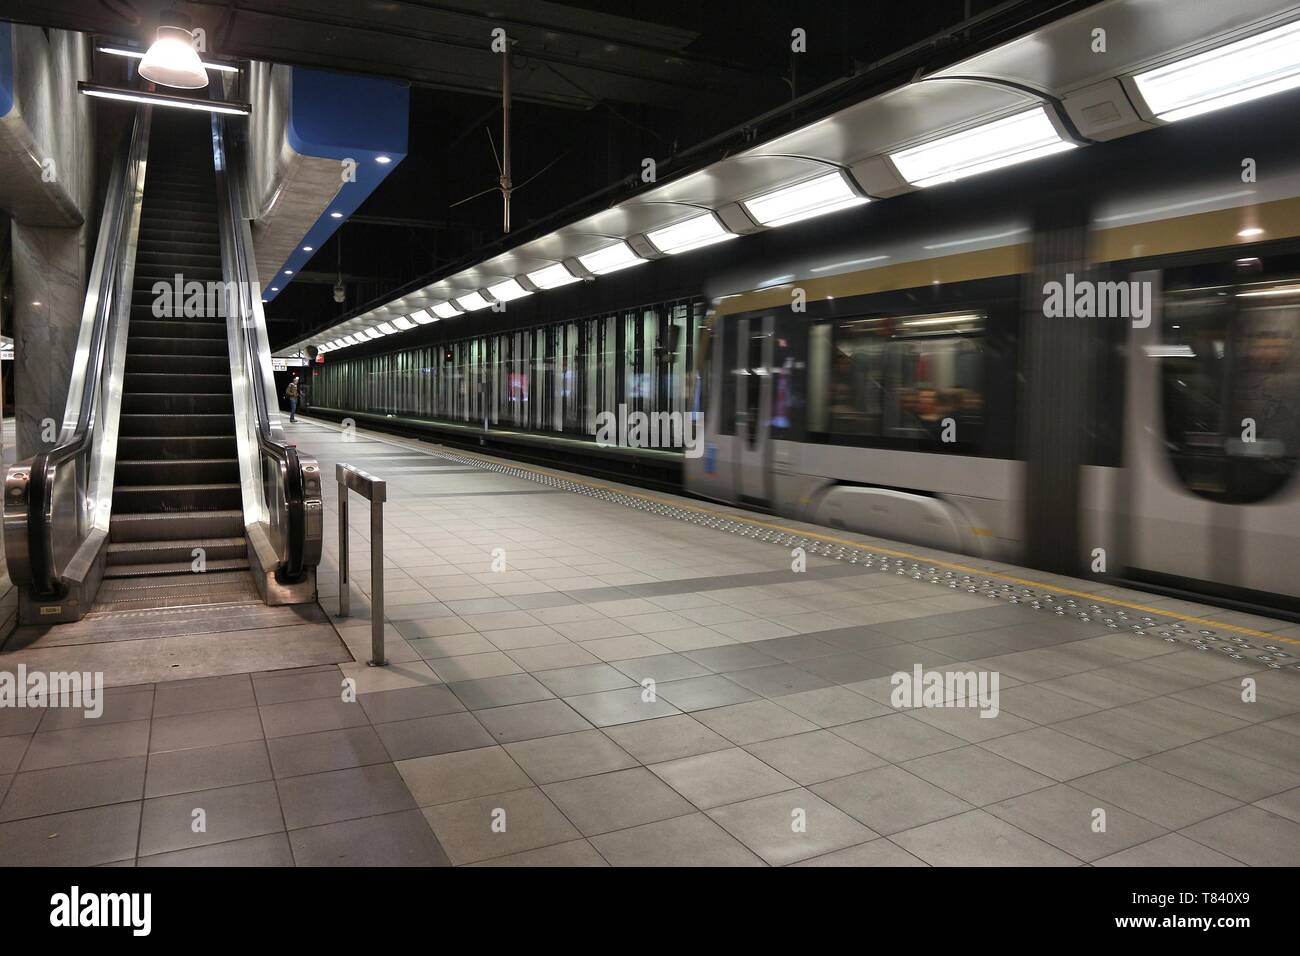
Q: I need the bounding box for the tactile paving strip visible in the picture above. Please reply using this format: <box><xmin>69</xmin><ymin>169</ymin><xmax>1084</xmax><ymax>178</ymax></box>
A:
<box><xmin>404</xmin><ymin>444</ymin><xmax>1299</xmax><ymax>672</ymax></box>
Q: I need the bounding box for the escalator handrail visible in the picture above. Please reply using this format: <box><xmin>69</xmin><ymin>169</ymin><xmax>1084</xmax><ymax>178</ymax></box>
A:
<box><xmin>210</xmin><ymin>115</ymin><xmax>310</xmax><ymax>581</ymax></box>
<box><xmin>22</xmin><ymin>110</ymin><xmax>149</xmax><ymax>597</ymax></box>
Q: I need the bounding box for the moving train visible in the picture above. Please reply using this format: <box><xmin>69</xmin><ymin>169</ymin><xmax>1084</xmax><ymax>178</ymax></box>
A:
<box><xmin>300</xmin><ymin>5</ymin><xmax>1300</xmax><ymax>617</ymax></box>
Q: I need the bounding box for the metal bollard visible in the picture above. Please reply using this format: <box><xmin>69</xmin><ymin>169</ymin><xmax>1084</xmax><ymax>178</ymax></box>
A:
<box><xmin>336</xmin><ymin>463</ymin><xmax>388</xmax><ymax>666</ymax></box>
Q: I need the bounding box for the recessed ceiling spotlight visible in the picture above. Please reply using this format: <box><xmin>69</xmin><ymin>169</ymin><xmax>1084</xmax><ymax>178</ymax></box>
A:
<box><xmin>375</xmin><ymin>155</ymin><xmax>392</xmax><ymax>164</ymax></box>
<box><xmin>1237</xmin><ymin>227</ymin><xmax>1264</xmax><ymax>238</ymax></box>
<box><xmin>302</xmin><ymin>246</ymin><xmax>313</xmax><ymax>252</ymax></box>
<box><xmin>330</xmin><ymin>211</ymin><xmax>343</xmax><ymax>219</ymax></box>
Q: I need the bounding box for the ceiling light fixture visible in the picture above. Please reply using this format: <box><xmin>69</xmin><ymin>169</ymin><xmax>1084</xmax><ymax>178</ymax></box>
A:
<box><xmin>487</xmin><ymin>278</ymin><xmax>532</xmax><ymax>302</ymax></box>
<box><xmin>455</xmin><ymin>291</ymin><xmax>493</xmax><ymax>311</ymax></box>
<box><xmin>526</xmin><ymin>263</ymin><xmax>580</xmax><ymax>289</ymax></box>
<box><xmin>742</xmin><ymin>171</ymin><xmax>869</xmax><ymax>227</ymax></box>
<box><xmin>889</xmin><ymin>107</ymin><xmax>1076</xmax><ymax>188</ymax></box>
<box><xmin>430</xmin><ymin>301</ymin><xmax>462</xmax><ymax>319</ymax></box>
<box><xmin>1133</xmin><ymin>19</ymin><xmax>1300</xmax><ymax>123</ymax></box>
<box><xmin>646</xmin><ymin>213</ymin><xmax>737</xmax><ymax>254</ymax></box>
<box><xmin>98</xmin><ymin>44</ymin><xmax>239</xmax><ymax>74</ymax></box>
<box><xmin>578</xmin><ymin>242</ymin><xmax>646</xmax><ymax>275</ymax></box>
<box><xmin>138</xmin><ymin>10</ymin><xmax>209</xmax><ymax>89</ymax></box>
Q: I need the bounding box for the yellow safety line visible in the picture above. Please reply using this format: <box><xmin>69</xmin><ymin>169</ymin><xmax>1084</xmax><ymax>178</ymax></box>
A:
<box><xmin>309</xmin><ymin>418</ymin><xmax>1300</xmax><ymax>648</ymax></box>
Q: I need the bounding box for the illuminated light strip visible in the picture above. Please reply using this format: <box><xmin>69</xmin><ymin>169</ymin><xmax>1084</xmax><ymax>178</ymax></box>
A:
<box><xmin>1133</xmin><ymin>19</ymin><xmax>1300</xmax><ymax>123</ymax></box>
<box><xmin>77</xmin><ymin>82</ymin><xmax>250</xmax><ymax>115</ymax></box>
<box><xmin>742</xmin><ymin>171</ymin><xmax>868</xmax><ymax>228</ymax></box>
<box><xmin>305</xmin><ymin>416</ymin><xmax>1297</xmax><ymax>645</ymax></box>
<box><xmin>890</xmin><ymin>107</ymin><xmax>1075</xmax><ymax>188</ymax></box>
<box><xmin>97</xmin><ymin>44</ymin><xmax>241</xmax><ymax>73</ymax></box>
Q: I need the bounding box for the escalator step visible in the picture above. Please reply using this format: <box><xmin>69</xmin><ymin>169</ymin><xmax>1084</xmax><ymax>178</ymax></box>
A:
<box><xmin>115</xmin><ymin>457</ymin><xmax>240</xmax><ymax>484</ymax></box>
<box><xmin>109</xmin><ymin>509</ymin><xmax>245</xmax><ymax>543</ymax></box>
<box><xmin>124</xmin><ymin>373</ymin><xmax>232</xmax><ymax>393</ymax></box>
<box><xmin>116</xmin><ymin>436</ymin><xmax>238</xmax><ymax>458</ymax></box>
<box><xmin>106</xmin><ymin>536</ymin><xmax>247</xmax><ymax>565</ymax></box>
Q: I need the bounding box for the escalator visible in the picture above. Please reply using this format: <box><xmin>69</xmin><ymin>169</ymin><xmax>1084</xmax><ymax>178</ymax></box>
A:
<box><xmin>2</xmin><ymin>105</ymin><xmax>322</xmax><ymax>624</ymax></box>
<box><xmin>99</xmin><ymin>112</ymin><xmax>253</xmax><ymax>611</ymax></box>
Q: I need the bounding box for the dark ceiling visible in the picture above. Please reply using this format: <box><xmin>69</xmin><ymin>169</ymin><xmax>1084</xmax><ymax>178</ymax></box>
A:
<box><xmin>1</xmin><ymin>0</ymin><xmax>1089</xmax><ymax>346</ymax></box>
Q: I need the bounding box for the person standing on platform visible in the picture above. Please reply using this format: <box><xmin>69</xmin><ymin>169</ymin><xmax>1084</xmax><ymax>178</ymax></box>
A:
<box><xmin>285</xmin><ymin>374</ymin><xmax>301</xmax><ymax>423</ymax></box>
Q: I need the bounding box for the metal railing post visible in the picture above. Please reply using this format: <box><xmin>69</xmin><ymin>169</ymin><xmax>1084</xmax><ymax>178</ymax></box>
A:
<box><xmin>336</xmin><ymin>463</ymin><xmax>387</xmax><ymax>666</ymax></box>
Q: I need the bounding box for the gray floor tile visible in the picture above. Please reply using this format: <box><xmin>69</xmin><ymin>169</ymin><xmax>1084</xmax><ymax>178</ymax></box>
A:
<box><xmin>650</xmin><ymin>747</ymin><xmax>797</xmax><ymax>810</ymax></box>
<box><xmin>1</xmin><ymin>756</ymin><xmax>146</xmax><ymax>821</ymax></box>
<box><xmin>892</xmin><ymin>809</ymin><xmax>1080</xmax><ymax>866</ymax></box>
<box><xmin>0</xmin><ymin>735</ymin><xmax>29</xmax><ymax>775</ymax></box>
<box><xmin>396</xmin><ymin>746</ymin><xmax>532</xmax><ymax>806</ymax></box>
<box><xmin>1179</xmin><ymin>805</ymin><xmax>1300</xmax><ymax>867</ymax></box>
<box><xmin>723</xmin><ymin>664</ymin><xmax>835</xmax><ymax>698</ymax></box>
<box><xmin>154</xmin><ymin>674</ymin><xmax>255</xmax><ymax>717</ymax></box>
<box><xmin>831</xmin><ymin>713</ymin><xmax>964</xmax><ymax>763</ymax></box>
<box><xmin>1255</xmin><ymin>787</ymin><xmax>1300</xmax><ymax>824</ymax></box>
<box><xmin>901</xmin><ymin>745</ymin><xmax>1054</xmax><ymax>806</ymax></box>
<box><xmin>543</xmin><ymin>767</ymin><xmax>694</xmax><ymax>836</ymax></box>
<box><xmin>139</xmin><ymin>780</ymin><xmax>283</xmax><ymax>856</ymax></box>
<box><xmin>981</xmin><ymin>727</ymin><xmax>1128</xmax><ymax>781</ymax></box>
<box><xmin>707</xmin><ymin>788</ymin><xmax>875</xmax><ymax>866</ymax></box>
<box><xmin>1092</xmin><ymin>832</ymin><xmax>1245</xmax><ymax>867</ymax></box>
<box><xmin>656</xmin><ymin>675</ymin><xmax>760</xmax><ymax>712</ymax></box>
<box><xmin>589</xmin><ymin>812</ymin><xmax>765</xmax><ymax>866</ymax></box>
<box><xmin>602</xmin><ymin>714</ymin><xmax>732</xmax><ymax>765</ymax></box>
<box><xmin>146</xmin><ymin>740</ymin><xmax>273</xmax><ymax>797</ymax></box>
<box><xmin>531</xmin><ymin>663</ymin><xmax>635</xmax><ymax>698</ymax></box>
<box><xmin>448</xmin><ymin>673</ymin><xmax>554</xmax><ymax>710</ymax></box>
<box><xmin>1071</xmin><ymin>761</ymin><xmax>1242</xmax><ymax>829</ymax></box>
<box><xmin>564</xmin><ymin>687</ymin><xmax>682</xmax><ymax>726</ymax></box>
<box><xmin>986</xmin><ymin>783</ymin><xmax>1167</xmax><ymax>862</ymax></box>
<box><xmin>994</xmin><ymin>683</ymin><xmax>1100</xmax><ymax>724</ymax></box>
<box><xmin>812</xmin><ymin>765</ymin><xmax>972</xmax><ymax>836</ymax></box>
<box><xmin>684</xmin><ymin>644</ymin><xmax>781</xmax><ymax>672</ymax></box>
<box><xmin>252</xmin><ymin>667</ymin><xmax>348</xmax><ymax>705</ymax></box>
<box><xmin>22</xmin><ymin>719</ymin><xmax>151</xmax><ymax>770</ymax></box>
<box><xmin>372</xmin><ymin>712</ymin><xmax>494</xmax><ymax>760</ymax></box>
<box><xmin>421</xmin><ymin>787</ymin><xmax>580</xmax><ymax>865</ymax></box>
<box><xmin>149</xmin><ymin>707</ymin><xmax>265</xmax><ymax>755</ymax></box>
<box><xmin>259</xmin><ymin>697</ymin><xmax>369</xmax><ymax>739</ymax></box>
<box><xmin>358</xmin><ymin>684</ymin><xmax>465</xmax><ymax>724</ymax></box>
<box><xmin>504</xmin><ymin>729</ymin><xmax>639</xmax><ymax>784</ymax></box>
<box><xmin>38</xmin><ymin>689</ymin><xmax>154</xmax><ymax>731</ymax></box>
<box><xmin>792</xmin><ymin>838</ymin><xmax>927</xmax><ymax>866</ymax></box>
<box><xmin>469</xmin><ymin>838</ymin><xmax>607</xmax><ymax>866</ymax></box>
<box><xmin>693</xmin><ymin>699</ymin><xmax>818</xmax><ymax>745</ymax></box>
<box><xmin>0</xmin><ymin>709</ymin><xmax>43</xmax><ymax>737</ymax></box>
<box><xmin>611</xmin><ymin>653</ymin><xmax>712</xmax><ymax>684</ymax></box>
<box><xmin>474</xmin><ymin>699</ymin><xmax>592</xmax><ymax>744</ymax></box>
<box><xmin>746</xmin><ymin>730</ymin><xmax>886</xmax><ymax>785</ymax></box>
<box><xmin>1144</xmin><ymin>740</ymin><xmax>1300</xmax><ymax>802</ymax></box>
<box><xmin>138</xmin><ymin>832</ymin><xmax>294</xmax><ymax>867</ymax></box>
<box><xmin>277</xmin><ymin>763</ymin><xmax>417</xmax><ymax>829</ymax></box>
<box><xmin>290</xmin><ymin>808</ymin><xmax>450</xmax><ymax>866</ymax></box>
<box><xmin>0</xmin><ymin>801</ymin><xmax>141</xmax><ymax>866</ymax></box>
<box><xmin>268</xmin><ymin>726</ymin><xmax>392</xmax><ymax>777</ymax></box>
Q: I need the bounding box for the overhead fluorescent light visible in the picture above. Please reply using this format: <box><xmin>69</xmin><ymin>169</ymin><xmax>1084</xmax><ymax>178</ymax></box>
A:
<box><xmin>375</xmin><ymin>322</ymin><xmax>397</xmax><ymax>335</ymax></box>
<box><xmin>392</xmin><ymin>316</ymin><xmax>415</xmax><ymax>330</ymax></box>
<box><xmin>411</xmin><ymin>309</ymin><xmax>439</xmax><ymax>324</ymax></box>
<box><xmin>97</xmin><ymin>44</ymin><xmax>240</xmax><ymax>74</ymax></box>
<box><xmin>1133</xmin><ymin>19</ymin><xmax>1300</xmax><ymax>123</ymax></box>
<box><xmin>455</xmin><ymin>291</ymin><xmax>493</xmax><ymax>311</ymax></box>
<box><xmin>889</xmin><ymin>107</ymin><xmax>1075</xmax><ymax>188</ymax></box>
<box><xmin>487</xmin><ymin>278</ymin><xmax>532</xmax><ymax>302</ymax></box>
<box><xmin>329</xmin><ymin>340</ymin><xmax>344</xmax><ymax>350</ymax></box>
<box><xmin>363</xmin><ymin>328</ymin><xmax>382</xmax><ymax>340</ymax></box>
<box><xmin>430</xmin><ymin>301</ymin><xmax>462</xmax><ymax>319</ymax></box>
<box><xmin>742</xmin><ymin>171</ymin><xmax>868</xmax><ymax>227</ymax></box>
<box><xmin>646</xmin><ymin>213</ymin><xmax>737</xmax><ymax>254</ymax></box>
<box><xmin>342</xmin><ymin>335</ymin><xmax>360</xmax><ymax>345</ymax></box>
<box><xmin>527</xmin><ymin>263</ymin><xmax>580</xmax><ymax>289</ymax></box>
<box><xmin>77</xmin><ymin>82</ymin><xmax>250</xmax><ymax>115</ymax></box>
<box><xmin>578</xmin><ymin>242</ymin><xmax>646</xmax><ymax>275</ymax></box>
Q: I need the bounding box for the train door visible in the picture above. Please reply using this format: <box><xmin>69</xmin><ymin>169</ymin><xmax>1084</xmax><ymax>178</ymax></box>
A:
<box><xmin>733</xmin><ymin>314</ymin><xmax>773</xmax><ymax>504</ymax></box>
<box><xmin>1121</xmin><ymin>267</ymin><xmax>1300</xmax><ymax>605</ymax></box>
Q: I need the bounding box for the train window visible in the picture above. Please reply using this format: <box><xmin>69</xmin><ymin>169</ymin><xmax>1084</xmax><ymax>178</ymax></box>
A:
<box><xmin>825</xmin><ymin>312</ymin><xmax>985</xmax><ymax>446</ymax></box>
<box><xmin>1161</xmin><ymin>278</ymin><xmax>1300</xmax><ymax>504</ymax></box>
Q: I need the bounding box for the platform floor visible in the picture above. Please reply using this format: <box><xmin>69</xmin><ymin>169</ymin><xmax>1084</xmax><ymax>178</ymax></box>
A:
<box><xmin>0</xmin><ymin>416</ymin><xmax>1298</xmax><ymax>866</ymax></box>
